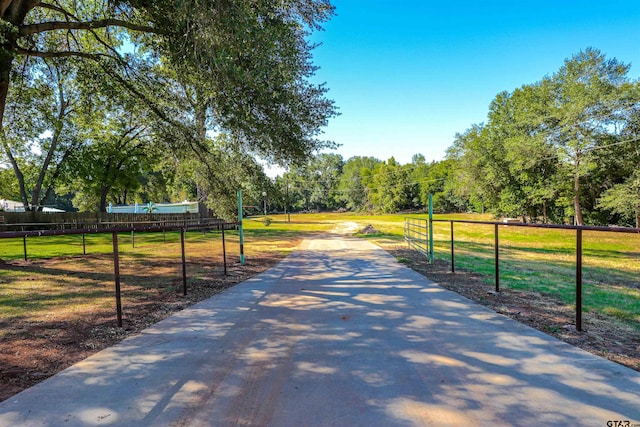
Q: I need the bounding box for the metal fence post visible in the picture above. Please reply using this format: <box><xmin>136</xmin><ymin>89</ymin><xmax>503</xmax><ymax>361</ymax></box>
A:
<box><xmin>23</xmin><ymin>235</ymin><xmax>27</xmax><ymax>261</ymax></box>
<box><xmin>450</xmin><ymin>220</ymin><xmax>455</xmax><ymax>273</ymax></box>
<box><xmin>181</xmin><ymin>227</ymin><xmax>187</xmax><ymax>296</ymax></box>
<box><xmin>428</xmin><ymin>194</ymin><xmax>434</xmax><ymax>264</ymax></box>
<box><xmin>494</xmin><ymin>224</ymin><xmax>500</xmax><ymax>292</ymax></box>
<box><xmin>422</xmin><ymin>219</ymin><xmax>426</xmax><ymax>254</ymax></box>
<box><xmin>222</xmin><ymin>227</ymin><xmax>227</xmax><ymax>276</ymax></box>
<box><xmin>576</xmin><ymin>228</ymin><xmax>583</xmax><ymax>331</ymax></box>
<box><xmin>112</xmin><ymin>232</ymin><xmax>123</xmax><ymax>328</ymax></box>
<box><xmin>82</xmin><ymin>233</ymin><xmax>86</xmax><ymax>255</ymax></box>
<box><xmin>238</xmin><ymin>190</ymin><xmax>245</xmax><ymax>265</ymax></box>
<box><xmin>404</xmin><ymin>217</ymin><xmax>407</xmax><ymax>244</ymax></box>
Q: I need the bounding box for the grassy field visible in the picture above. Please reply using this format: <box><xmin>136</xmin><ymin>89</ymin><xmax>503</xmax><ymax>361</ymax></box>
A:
<box><xmin>243</xmin><ymin>212</ymin><xmax>640</xmax><ymax>326</ymax></box>
<box><xmin>1</xmin><ymin>212</ymin><xmax>639</xmax><ymax>326</ymax></box>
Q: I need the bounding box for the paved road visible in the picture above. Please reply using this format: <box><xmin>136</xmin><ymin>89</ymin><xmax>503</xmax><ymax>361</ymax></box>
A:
<box><xmin>1</xmin><ymin>236</ymin><xmax>639</xmax><ymax>426</ymax></box>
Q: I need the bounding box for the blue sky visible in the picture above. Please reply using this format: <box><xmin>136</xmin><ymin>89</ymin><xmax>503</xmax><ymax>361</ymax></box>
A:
<box><xmin>306</xmin><ymin>0</ymin><xmax>640</xmax><ymax>165</ymax></box>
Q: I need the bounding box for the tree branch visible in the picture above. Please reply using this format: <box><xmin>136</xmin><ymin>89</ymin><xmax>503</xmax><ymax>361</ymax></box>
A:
<box><xmin>99</xmin><ymin>63</ymin><xmax>211</xmax><ymax>160</ymax></box>
<box><xmin>37</xmin><ymin>2</ymin><xmax>74</xmax><ymax>18</ymax></box>
<box><xmin>20</xmin><ymin>19</ymin><xmax>159</xmax><ymax>37</ymax></box>
<box><xmin>14</xmin><ymin>46</ymin><xmax>108</xmax><ymax>60</ymax></box>
<box><xmin>86</xmin><ymin>27</ymin><xmax>128</xmax><ymax>65</ymax></box>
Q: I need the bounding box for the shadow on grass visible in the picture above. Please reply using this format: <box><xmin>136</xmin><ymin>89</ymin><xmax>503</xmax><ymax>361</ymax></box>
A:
<box><xmin>0</xmin><ymin>255</ymin><xmax>232</xmax><ymax>318</ymax></box>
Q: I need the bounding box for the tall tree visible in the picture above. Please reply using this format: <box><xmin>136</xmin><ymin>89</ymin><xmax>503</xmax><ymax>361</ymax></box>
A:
<box><xmin>1</xmin><ymin>56</ymin><xmax>83</xmax><ymax>210</ymax></box>
<box><xmin>1</xmin><ymin>0</ymin><xmax>337</xmax><ymax>212</ymax></box>
<box><xmin>546</xmin><ymin>48</ymin><xmax>636</xmax><ymax>225</ymax></box>
<box><xmin>448</xmin><ymin>49</ymin><xmax>640</xmax><ymax>224</ymax></box>
<box><xmin>488</xmin><ymin>82</ymin><xmax>561</xmax><ymax>222</ymax></box>
<box><xmin>448</xmin><ymin>124</ymin><xmax>505</xmax><ymax>214</ymax></box>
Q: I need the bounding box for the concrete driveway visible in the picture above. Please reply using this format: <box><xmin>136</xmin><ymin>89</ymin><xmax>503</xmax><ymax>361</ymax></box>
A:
<box><xmin>1</xmin><ymin>236</ymin><xmax>639</xmax><ymax>426</ymax></box>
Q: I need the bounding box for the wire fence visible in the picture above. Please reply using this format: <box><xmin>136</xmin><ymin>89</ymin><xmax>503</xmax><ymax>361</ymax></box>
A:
<box><xmin>405</xmin><ymin>217</ymin><xmax>640</xmax><ymax>331</ymax></box>
<box><xmin>0</xmin><ymin>220</ymin><xmax>240</xmax><ymax>327</ymax></box>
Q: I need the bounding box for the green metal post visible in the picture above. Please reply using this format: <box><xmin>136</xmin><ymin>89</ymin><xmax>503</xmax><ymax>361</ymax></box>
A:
<box><xmin>238</xmin><ymin>190</ymin><xmax>245</xmax><ymax>265</ymax></box>
<box><xmin>428</xmin><ymin>194</ymin><xmax>434</xmax><ymax>264</ymax></box>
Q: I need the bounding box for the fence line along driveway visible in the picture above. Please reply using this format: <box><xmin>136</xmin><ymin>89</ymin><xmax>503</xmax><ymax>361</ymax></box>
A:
<box><xmin>1</xmin><ymin>236</ymin><xmax>639</xmax><ymax>426</ymax></box>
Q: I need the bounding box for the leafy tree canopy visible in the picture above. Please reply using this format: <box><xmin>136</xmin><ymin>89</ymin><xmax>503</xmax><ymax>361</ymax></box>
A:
<box><xmin>0</xmin><ymin>0</ymin><xmax>337</xmax><ymax>212</ymax></box>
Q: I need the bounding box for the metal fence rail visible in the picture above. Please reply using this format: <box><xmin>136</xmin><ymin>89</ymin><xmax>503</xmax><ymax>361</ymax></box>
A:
<box><xmin>0</xmin><ymin>211</ymin><xmax>202</xmax><ymax>226</ymax></box>
<box><xmin>428</xmin><ymin>218</ymin><xmax>640</xmax><ymax>331</ymax></box>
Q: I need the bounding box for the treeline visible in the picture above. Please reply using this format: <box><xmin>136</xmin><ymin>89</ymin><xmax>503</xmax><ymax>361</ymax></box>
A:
<box><xmin>265</xmin><ymin>153</ymin><xmax>457</xmax><ymax>214</ymax></box>
<box><xmin>268</xmin><ymin>49</ymin><xmax>640</xmax><ymax>227</ymax></box>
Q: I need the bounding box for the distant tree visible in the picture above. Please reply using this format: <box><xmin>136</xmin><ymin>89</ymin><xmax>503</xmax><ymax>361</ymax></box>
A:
<box><xmin>369</xmin><ymin>157</ymin><xmax>411</xmax><ymax>213</ymax></box>
<box><xmin>598</xmin><ymin>172</ymin><xmax>640</xmax><ymax>227</ymax></box>
<box><xmin>288</xmin><ymin>153</ymin><xmax>343</xmax><ymax>211</ymax></box>
<box><xmin>338</xmin><ymin>156</ymin><xmax>380</xmax><ymax>210</ymax></box>
<box><xmin>421</xmin><ymin>159</ymin><xmax>467</xmax><ymax>213</ymax></box>
<box><xmin>64</xmin><ymin>131</ymin><xmax>152</xmax><ymax>212</ymax></box>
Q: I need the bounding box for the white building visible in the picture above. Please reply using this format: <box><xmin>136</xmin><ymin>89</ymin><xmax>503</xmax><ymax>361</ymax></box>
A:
<box><xmin>108</xmin><ymin>201</ymin><xmax>199</xmax><ymax>214</ymax></box>
<box><xmin>0</xmin><ymin>199</ymin><xmax>65</xmax><ymax>212</ymax></box>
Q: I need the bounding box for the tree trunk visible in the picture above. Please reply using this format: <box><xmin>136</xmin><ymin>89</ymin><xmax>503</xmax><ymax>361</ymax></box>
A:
<box><xmin>542</xmin><ymin>201</ymin><xmax>548</xmax><ymax>224</ymax></box>
<box><xmin>0</xmin><ymin>18</ymin><xmax>25</xmax><ymax>207</ymax></box>
<box><xmin>31</xmin><ymin>85</ymin><xmax>67</xmax><ymax>208</ymax></box>
<box><xmin>99</xmin><ymin>186</ymin><xmax>110</xmax><ymax>213</ymax></box>
<box><xmin>635</xmin><ymin>206</ymin><xmax>639</xmax><ymax>229</ymax></box>
<box><xmin>0</xmin><ymin>59</ymin><xmax>10</xmax><ymax>134</ymax></box>
<box><xmin>573</xmin><ymin>187</ymin><xmax>583</xmax><ymax>225</ymax></box>
<box><xmin>194</xmin><ymin>94</ymin><xmax>209</xmax><ymax>219</ymax></box>
<box><xmin>31</xmin><ymin>133</ymin><xmax>59</xmax><ymax>208</ymax></box>
<box><xmin>1</xmin><ymin>2</ymin><xmax>39</xmax><ymax>210</ymax></box>
<box><xmin>0</xmin><ymin>0</ymin><xmax>36</xmax><ymax>133</ymax></box>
